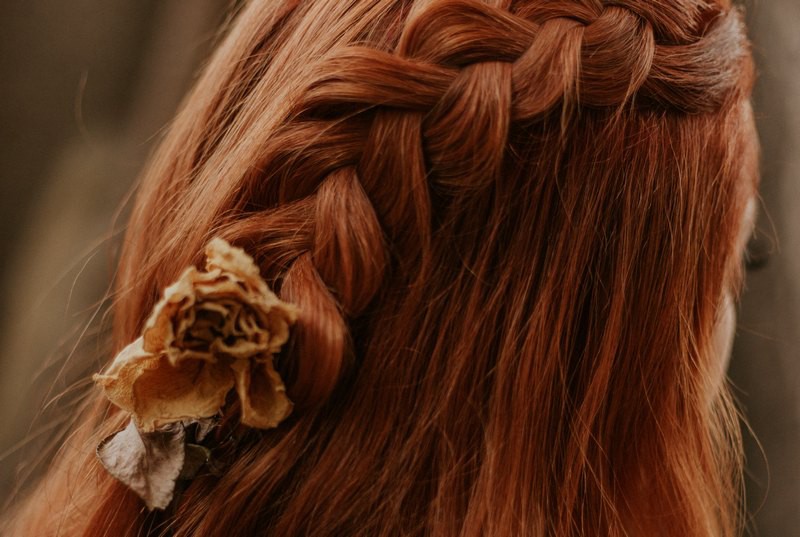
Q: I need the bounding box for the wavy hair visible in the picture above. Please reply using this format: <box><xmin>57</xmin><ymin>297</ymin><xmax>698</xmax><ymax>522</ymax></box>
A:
<box><xmin>6</xmin><ymin>0</ymin><xmax>757</xmax><ymax>535</ymax></box>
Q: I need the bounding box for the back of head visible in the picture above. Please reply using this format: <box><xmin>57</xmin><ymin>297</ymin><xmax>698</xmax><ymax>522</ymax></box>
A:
<box><xmin>6</xmin><ymin>0</ymin><xmax>758</xmax><ymax>535</ymax></box>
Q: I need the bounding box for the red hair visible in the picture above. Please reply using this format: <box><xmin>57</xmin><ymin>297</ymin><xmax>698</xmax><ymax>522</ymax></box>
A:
<box><xmin>6</xmin><ymin>0</ymin><xmax>757</xmax><ymax>535</ymax></box>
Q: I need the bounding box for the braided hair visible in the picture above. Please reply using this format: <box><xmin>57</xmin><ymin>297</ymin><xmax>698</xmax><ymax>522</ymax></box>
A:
<box><xmin>7</xmin><ymin>1</ymin><xmax>757</xmax><ymax>535</ymax></box>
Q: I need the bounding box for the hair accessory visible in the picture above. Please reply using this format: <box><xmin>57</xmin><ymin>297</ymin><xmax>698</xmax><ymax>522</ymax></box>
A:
<box><xmin>93</xmin><ymin>238</ymin><xmax>298</xmax><ymax>509</ymax></box>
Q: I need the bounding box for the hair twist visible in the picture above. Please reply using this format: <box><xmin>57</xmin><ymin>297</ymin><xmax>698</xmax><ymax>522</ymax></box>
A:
<box><xmin>239</xmin><ymin>168</ymin><xmax>388</xmax><ymax>407</ymax></box>
<box><xmin>290</xmin><ymin>0</ymin><xmax>749</xmax><ymax>125</ymax></box>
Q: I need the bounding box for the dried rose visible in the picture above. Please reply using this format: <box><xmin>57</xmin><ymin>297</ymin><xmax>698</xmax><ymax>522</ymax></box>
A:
<box><xmin>94</xmin><ymin>238</ymin><xmax>297</xmax><ymax>432</ymax></box>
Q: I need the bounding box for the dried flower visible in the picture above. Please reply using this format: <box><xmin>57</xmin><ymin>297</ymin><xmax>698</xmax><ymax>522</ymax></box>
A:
<box><xmin>94</xmin><ymin>238</ymin><xmax>298</xmax><ymax>432</ymax></box>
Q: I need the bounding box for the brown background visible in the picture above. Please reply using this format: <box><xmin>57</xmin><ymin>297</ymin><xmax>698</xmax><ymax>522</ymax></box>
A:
<box><xmin>0</xmin><ymin>1</ymin><xmax>796</xmax><ymax>534</ymax></box>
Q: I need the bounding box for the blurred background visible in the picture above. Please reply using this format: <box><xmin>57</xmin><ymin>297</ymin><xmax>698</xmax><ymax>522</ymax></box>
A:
<box><xmin>0</xmin><ymin>1</ymin><xmax>797</xmax><ymax>534</ymax></box>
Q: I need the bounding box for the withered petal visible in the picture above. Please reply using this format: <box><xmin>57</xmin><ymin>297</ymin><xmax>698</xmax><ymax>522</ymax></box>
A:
<box><xmin>230</xmin><ymin>359</ymin><xmax>293</xmax><ymax>429</ymax></box>
<box><xmin>210</xmin><ymin>338</ymin><xmax>269</xmax><ymax>359</ymax></box>
<box><xmin>194</xmin><ymin>278</ymin><xmax>253</xmax><ymax>300</ymax></box>
<box><xmin>130</xmin><ymin>358</ymin><xmax>235</xmax><ymax>432</ymax></box>
<box><xmin>142</xmin><ymin>267</ymin><xmax>200</xmax><ymax>355</ymax></box>
<box><xmin>94</xmin><ymin>338</ymin><xmax>159</xmax><ymax>418</ymax></box>
<box><xmin>101</xmin><ymin>337</ymin><xmax>151</xmax><ymax>376</ymax></box>
<box><xmin>263</xmin><ymin>306</ymin><xmax>296</xmax><ymax>353</ymax></box>
<box><xmin>95</xmin><ymin>345</ymin><xmax>235</xmax><ymax>433</ymax></box>
<box><xmin>204</xmin><ymin>238</ymin><xmax>266</xmax><ymax>289</ymax></box>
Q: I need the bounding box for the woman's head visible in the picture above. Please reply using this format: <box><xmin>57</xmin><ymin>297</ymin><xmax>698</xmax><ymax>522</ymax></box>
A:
<box><xmin>7</xmin><ymin>0</ymin><xmax>757</xmax><ymax>535</ymax></box>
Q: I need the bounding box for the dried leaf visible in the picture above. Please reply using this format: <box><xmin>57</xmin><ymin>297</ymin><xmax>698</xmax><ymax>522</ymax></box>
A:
<box><xmin>179</xmin><ymin>444</ymin><xmax>212</xmax><ymax>480</ymax></box>
<box><xmin>194</xmin><ymin>416</ymin><xmax>219</xmax><ymax>442</ymax></box>
<box><xmin>96</xmin><ymin>420</ymin><xmax>186</xmax><ymax>510</ymax></box>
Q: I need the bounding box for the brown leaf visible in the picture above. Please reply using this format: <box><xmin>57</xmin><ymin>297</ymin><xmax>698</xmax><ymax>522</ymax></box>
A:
<box><xmin>96</xmin><ymin>420</ymin><xmax>186</xmax><ymax>510</ymax></box>
<box><xmin>179</xmin><ymin>444</ymin><xmax>212</xmax><ymax>480</ymax></box>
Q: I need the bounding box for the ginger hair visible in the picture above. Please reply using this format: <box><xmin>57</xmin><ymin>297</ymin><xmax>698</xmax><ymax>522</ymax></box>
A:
<box><xmin>6</xmin><ymin>0</ymin><xmax>757</xmax><ymax>535</ymax></box>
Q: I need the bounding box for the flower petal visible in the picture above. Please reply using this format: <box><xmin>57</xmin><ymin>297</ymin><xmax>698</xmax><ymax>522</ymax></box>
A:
<box><xmin>142</xmin><ymin>267</ymin><xmax>200</xmax><ymax>355</ymax></box>
<box><xmin>101</xmin><ymin>336</ymin><xmax>151</xmax><ymax>376</ymax></box>
<box><xmin>262</xmin><ymin>304</ymin><xmax>296</xmax><ymax>353</ymax></box>
<box><xmin>130</xmin><ymin>358</ymin><xmax>235</xmax><ymax>432</ymax></box>
<box><xmin>230</xmin><ymin>359</ymin><xmax>293</xmax><ymax>429</ymax></box>
<box><xmin>93</xmin><ymin>337</ymin><xmax>158</xmax><ymax>419</ymax></box>
<box><xmin>204</xmin><ymin>238</ymin><xmax>265</xmax><ymax>290</ymax></box>
<box><xmin>95</xmin><ymin>346</ymin><xmax>235</xmax><ymax>433</ymax></box>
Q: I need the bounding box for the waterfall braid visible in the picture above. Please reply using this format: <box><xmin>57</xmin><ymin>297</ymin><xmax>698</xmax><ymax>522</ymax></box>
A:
<box><xmin>6</xmin><ymin>0</ymin><xmax>757</xmax><ymax>536</ymax></box>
